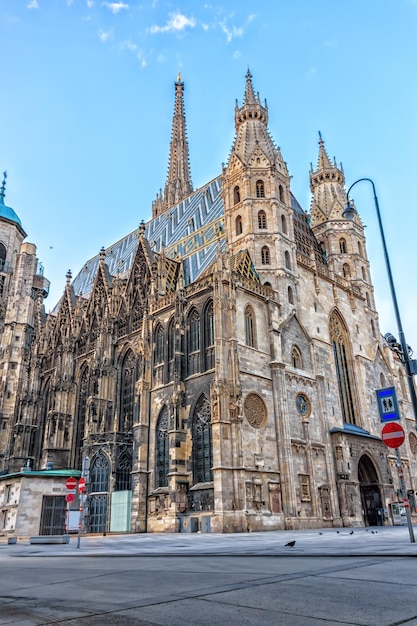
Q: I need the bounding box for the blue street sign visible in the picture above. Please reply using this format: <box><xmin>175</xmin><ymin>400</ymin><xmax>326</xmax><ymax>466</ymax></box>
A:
<box><xmin>375</xmin><ymin>386</ymin><xmax>401</xmax><ymax>422</ymax></box>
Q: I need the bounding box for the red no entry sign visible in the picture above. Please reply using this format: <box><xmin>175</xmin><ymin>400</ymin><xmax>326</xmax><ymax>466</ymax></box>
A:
<box><xmin>66</xmin><ymin>493</ymin><xmax>75</xmax><ymax>503</ymax></box>
<box><xmin>66</xmin><ymin>477</ymin><xmax>77</xmax><ymax>490</ymax></box>
<box><xmin>381</xmin><ymin>422</ymin><xmax>405</xmax><ymax>448</ymax></box>
<box><xmin>78</xmin><ymin>477</ymin><xmax>86</xmax><ymax>493</ymax></box>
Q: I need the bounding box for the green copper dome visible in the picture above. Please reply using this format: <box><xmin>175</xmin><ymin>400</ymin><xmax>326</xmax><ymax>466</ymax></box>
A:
<box><xmin>0</xmin><ymin>171</ymin><xmax>23</xmax><ymax>228</ymax></box>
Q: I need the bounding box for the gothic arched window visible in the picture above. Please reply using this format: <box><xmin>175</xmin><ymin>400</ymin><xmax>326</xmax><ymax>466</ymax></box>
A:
<box><xmin>279</xmin><ymin>184</ymin><xmax>285</xmax><ymax>203</ymax></box>
<box><xmin>167</xmin><ymin>317</ymin><xmax>175</xmax><ymax>381</ymax></box>
<box><xmin>339</xmin><ymin>238</ymin><xmax>347</xmax><ymax>254</ymax></box>
<box><xmin>281</xmin><ymin>214</ymin><xmax>288</xmax><ymax>234</ymax></box>
<box><xmin>154</xmin><ymin>324</ymin><xmax>165</xmax><ymax>386</ymax></box>
<box><xmin>329</xmin><ymin>311</ymin><xmax>357</xmax><ymax>425</ymax></box>
<box><xmin>188</xmin><ymin>308</ymin><xmax>200</xmax><ymax>375</ymax></box>
<box><xmin>361</xmin><ymin>266</ymin><xmax>366</xmax><ymax>280</ymax></box>
<box><xmin>233</xmin><ymin>186</ymin><xmax>241</xmax><ymax>205</ymax></box>
<box><xmin>358</xmin><ymin>240</ymin><xmax>363</xmax><ymax>257</ymax></box>
<box><xmin>285</xmin><ymin>250</ymin><xmax>291</xmax><ymax>270</ymax></box>
<box><xmin>192</xmin><ymin>395</ymin><xmax>213</xmax><ymax>484</ymax></box>
<box><xmin>204</xmin><ymin>300</ymin><xmax>215</xmax><ymax>370</ymax></box>
<box><xmin>342</xmin><ymin>263</ymin><xmax>351</xmax><ymax>278</ymax></box>
<box><xmin>291</xmin><ymin>346</ymin><xmax>302</xmax><ymax>369</ymax></box>
<box><xmin>245</xmin><ymin>305</ymin><xmax>256</xmax><ymax>347</ymax></box>
<box><xmin>115</xmin><ymin>451</ymin><xmax>132</xmax><ymax>491</ymax></box>
<box><xmin>156</xmin><ymin>406</ymin><xmax>169</xmax><ymax>488</ymax></box>
<box><xmin>261</xmin><ymin>246</ymin><xmax>270</xmax><ymax>265</ymax></box>
<box><xmin>0</xmin><ymin>243</ymin><xmax>6</xmax><ymax>270</ymax></box>
<box><xmin>256</xmin><ymin>180</ymin><xmax>265</xmax><ymax>198</ymax></box>
<box><xmin>235</xmin><ymin>215</ymin><xmax>243</xmax><ymax>235</ymax></box>
<box><xmin>90</xmin><ymin>451</ymin><xmax>110</xmax><ymax>493</ymax></box>
<box><xmin>74</xmin><ymin>366</ymin><xmax>89</xmax><ymax>469</ymax></box>
<box><xmin>119</xmin><ymin>350</ymin><xmax>135</xmax><ymax>432</ymax></box>
<box><xmin>288</xmin><ymin>285</ymin><xmax>294</xmax><ymax>304</ymax></box>
<box><xmin>258</xmin><ymin>210</ymin><xmax>267</xmax><ymax>229</ymax></box>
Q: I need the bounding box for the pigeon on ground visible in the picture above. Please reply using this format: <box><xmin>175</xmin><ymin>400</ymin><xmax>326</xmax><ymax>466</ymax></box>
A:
<box><xmin>349</xmin><ymin>531</ymin><xmax>354</xmax><ymax>535</ymax></box>
<box><xmin>318</xmin><ymin>532</ymin><xmax>323</xmax><ymax>535</ymax></box>
<box><xmin>285</xmin><ymin>540</ymin><xmax>296</xmax><ymax>547</ymax></box>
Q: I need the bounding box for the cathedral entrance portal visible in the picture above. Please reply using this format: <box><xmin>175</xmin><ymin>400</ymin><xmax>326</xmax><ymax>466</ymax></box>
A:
<box><xmin>358</xmin><ymin>455</ymin><xmax>383</xmax><ymax>526</ymax></box>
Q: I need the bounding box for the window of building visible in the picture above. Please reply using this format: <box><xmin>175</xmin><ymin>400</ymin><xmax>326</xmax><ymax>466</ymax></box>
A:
<box><xmin>285</xmin><ymin>250</ymin><xmax>291</xmax><ymax>270</ymax></box>
<box><xmin>279</xmin><ymin>184</ymin><xmax>285</xmax><ymax>203</ymax></box>
<box><xmin>281</xmin><ymin>214</ymin><xmax>288</xmax><ymax>234</ymax></box>
<box><xmin>156</xmin><ymin>406</ymin><xmax>169</xmax><ymax>488</ymax></box>
<box><xmin>74</xmin><ymin>366</ymin><xmax>89</xmax><ymax>469</ymax></box>
<box><xmin>366</xmin><ymin>292</ymin><xmax>370</xmax><ymax>307</ymax></box>
<box><xmin>288</xmin><ymin>285</ymin><xmax>294</xmax><ymax>304</ymax></box>
<box><xmin>329</xmin><ymin>311</ymin><xmax>357</xmax><ymax>425</ymax></box>
<box><xmin>233</xmin><ymin>186</ymin><xmax>240</xmax><ymax>205</ymax></box>
<box><xmin>39</xmin><ymin>495</ymin><xmax>66</xmax><ymax>536</ymax></box>
<box><xmin>299</xmin><ymin>474</ymin><xmax>311</xmax><ymax>500</ymax></box>
<box><xmin>188</xmin><ymin>309</ymin><xmax>200</xmax><ymax>375</ymax></box>
<box><xmin>154</xmin><ymin>324</ymin><xmax>165</xmax><ymax>386</ymax></box>
<box><xmin>204</xmin><ymin>300</ymin><xmax>215</xmax><ymax>370</ymax></box>
<box><xmin>342</xmin><ymin>263</ymin><xmax>351</xmax><ymax>278</ymax></box>
<box><xmin>358</xmin><ymin>241</ymin><xmax>363</xmax><ymax>256</ymax></box>
<box><xmin>258</xmin><ymin>210</ymin><xmax>267</xmax><ymax>229</ymax></box>
<box><xmin>245</xmin><ymin>305</ymin><xmax>256</xmax><ymax>347</ymax></box>
<box><xmin>291</xmin><ymin>346</ymin><xmax>302</xmax><ymax>369</ymax></box>
<box><xmin>261</xmin><ymin>246</ymin><xmax>270</xmax><ymax>265</ymax></box>
<box><xmin>371</xmin><ymin>319</ymin><xmax>376</xmax><ymax>338</ymax></box>
<box><xmin>361</xmin><ymin>266</ymin><xmax>366</xmax><ymax>280</ymax></box>
<box><xmin>167</xmin><ymin>317</ymin><xmax>175</xmax><ymax>381</ymax></box>
<box><xmin>339</xmin><ymin>238</ymin><xmax>347</xmax><ymax>254</ymax></box>
<box><xmin>235</xmin><ymin>215</ymin><xmax>243</xmax><ymax>235</ymax></box>
<box><xmin>256</xmin><ymin>180</ymin><xmax>265</xmax><ymax>198</ymax></box>
<box><xmin>0</xmin><ymin>243</ymin><xmax>6</xmax><ymax>271</ymax></box>
<box><xmin>192</xmin><ymin>395</ymin><xmax>213</xmax><ymax>484</ymax></box>
<box><xmin>380</xmin><ymin>372</ymin><xmax>386</xmax><ymax>387</ymax></box>
<box><xmin>90</xmin><ymin>451</ymin><xmax>111</xmax><ymax>493</ymax></box>
<box><xmin>115</xmin><ymin>452</ymin><xmax>132</xmax><ymax>491</ymax></box>
<box><xmin>119</xmin><ymin>350</ymin><xmax>135</xmax><ymax>431</ymax></box>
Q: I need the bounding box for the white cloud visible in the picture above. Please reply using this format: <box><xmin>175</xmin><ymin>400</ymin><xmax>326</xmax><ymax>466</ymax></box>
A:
<box><xmin>87</xmin><ymin>0</ymin><xmax>95</xmax><ymax>6</ymax></box>
<box><xmin>137</xmin><ymin>51</ymin><xmax>147</xmax><ymax>67</ymax></box>
<box><xmin>233</xmin><ymin>50</ymin><xmax>241</xmax><ymax>59</ymax></box>
<box><xmin>101</xmin><ymin>2</ymin><xmax>129</xmax><ymax>14</ymax></box>
<box><xmin>26</xmin><ymin>0</ymin><xmax>39</xmax><ymax>8</ymax></box>
<box><xmin>220</xmin><ymin>20</ymin><xmax>243</xmax><ymax>43</ymax></box>
<box><xmin>121</xmin><ymin>40</ymin><xmax>137</xmax><ymax>51</ymax></box>
<box><xmin>98</xmin><ymin>29</ymin><xmax>112</xmax><ymax>42</ymax></box>
<box><xmin>149</xmin><ymin>12</ymin><xmax>196</xmax><ymax>34</ymax></box>
<box><xmin>67</xmin><ymin>0</ymin><xmax>74</xmax><ymax>5</ymax></box>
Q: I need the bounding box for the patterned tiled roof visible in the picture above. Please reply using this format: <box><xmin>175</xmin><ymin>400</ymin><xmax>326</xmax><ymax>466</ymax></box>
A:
<box><xmin>69</xmin><ymin>174</ymin><xmax>323</xmax><ymax>303</ymax></box>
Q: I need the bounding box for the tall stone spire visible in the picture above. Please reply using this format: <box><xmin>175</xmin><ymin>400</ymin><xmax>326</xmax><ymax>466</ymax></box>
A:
<box><xmin>152</xmin><ymin>73</ymin><xmax>193</xmax><ymax>217</ymax></box>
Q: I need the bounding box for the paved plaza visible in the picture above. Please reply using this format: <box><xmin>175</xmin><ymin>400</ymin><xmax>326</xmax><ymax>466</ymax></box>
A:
<box><xmin>1</xmin><ymin>526</ymin><xmax>417</xmax><ymax>625</ymax></box>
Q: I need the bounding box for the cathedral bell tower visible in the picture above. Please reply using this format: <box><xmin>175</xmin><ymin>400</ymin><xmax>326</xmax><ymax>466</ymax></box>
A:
<box><xmin>222</xmin><ymin>70</ymin><xmax>295</xmax><ymax>296</ymax></box>
<box><xmin>309</xmin><ymin>135</ymin><xmax>377</xmax><ymax>313</ymax></box>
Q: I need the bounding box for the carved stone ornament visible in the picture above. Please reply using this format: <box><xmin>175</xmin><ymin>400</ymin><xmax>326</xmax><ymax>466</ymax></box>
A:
<box><xmin>243</xmin><ymin>393</ymin><xmax>267</xmax><ymax>429</ymax></box>
<box><xmin>296</xmin><ymin>392</ymin><xmax>311</xmax><ymax>417</ymax></box>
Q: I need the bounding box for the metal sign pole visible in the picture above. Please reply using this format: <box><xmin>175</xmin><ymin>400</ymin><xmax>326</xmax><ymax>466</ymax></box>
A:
<box><xmin>395</xmin><ymin>448</ymin><xmax>415</xmax><ymax>543</ymax></box>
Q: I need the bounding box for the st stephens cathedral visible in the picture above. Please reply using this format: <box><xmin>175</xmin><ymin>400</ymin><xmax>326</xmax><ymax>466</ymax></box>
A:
<box><xmin>0</xmin><ymin>70</ymin><xmax>416</xmax><ymax>533</ymax></box>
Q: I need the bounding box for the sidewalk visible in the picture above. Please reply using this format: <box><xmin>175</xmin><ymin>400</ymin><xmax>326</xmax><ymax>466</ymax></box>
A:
<box><xmin>2</xmin><ymin>525</ymin><xmax>417</xmax><ymax>558</ymax></box>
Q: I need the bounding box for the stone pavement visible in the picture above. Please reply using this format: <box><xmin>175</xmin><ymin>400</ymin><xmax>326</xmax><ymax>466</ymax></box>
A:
<box><xmin>1</xmin><ymin>524</ymin><xmax>417</xmax><ymax>558</ymax></box>
<box><xmin>1</xmin><ymin>527</ymin><xmax>417</xmax><ymax>625</ymax></box>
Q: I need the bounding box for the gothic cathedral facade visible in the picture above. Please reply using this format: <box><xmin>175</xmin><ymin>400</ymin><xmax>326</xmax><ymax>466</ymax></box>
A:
<box><xmin>1</xmin><ymin>71</ymin><xmax>416</xmax><ymax>533</ymax></box>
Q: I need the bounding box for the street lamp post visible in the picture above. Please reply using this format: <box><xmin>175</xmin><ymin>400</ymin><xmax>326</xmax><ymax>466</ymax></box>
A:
<box><xmin>343</xmin><ymin>179</ymin><xmax>416</xmax><ymax>542</ymax></box>
<box><xmin>342</xmin><ymin>178</ymin><xmax>417</xmax><ymax>427</ymax></box>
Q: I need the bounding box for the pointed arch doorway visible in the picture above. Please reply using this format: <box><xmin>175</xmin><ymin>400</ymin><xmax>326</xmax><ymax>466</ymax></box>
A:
<box><xmin>358</xmin><ymin>455</ymin><xmax>383</xmax><ymax>526</ymax></box>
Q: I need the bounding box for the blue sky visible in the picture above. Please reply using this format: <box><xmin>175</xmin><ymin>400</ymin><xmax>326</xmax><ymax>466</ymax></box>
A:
<box><xmin>1</xmin><ymin>0</ymin><xmax>417</xmax><ymax>353</ymax></box>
